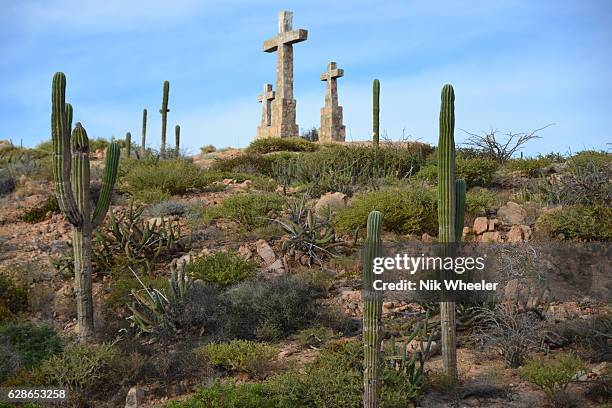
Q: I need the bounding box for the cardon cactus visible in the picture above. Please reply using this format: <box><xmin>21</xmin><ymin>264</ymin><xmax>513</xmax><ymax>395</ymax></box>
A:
<box><xmin>363</xmin><ymin>210</ymin><xmax>383</xmax><ymax>408</ymax></box>
<box><xmin>160</xmin><ymin>81</ymin><xmax>170</xmax><ymax>155</ymax></box>
<box><xmin>372</xmin><ymin>79</ymin><xmax>380</xmax><ymax>148</ymax></box>
<box><xmin>51</xmin><ymin>72</ymin><xmax>120</xmax><ymax>343</ymax></box>
<box><xmin>125</xmin><ymin>132</ymin><xmax>131</xmax><ymax>158</ymax></box>
<box><xmin>437</xmin><ymin>84</ymin><xmax>466</xmax><ymax>382</ymax></box>
<box><xmin>141</xmin><ymin>108</ymin><xmax>147</xmax><ymax>156</ymax></box>
<box><xmin>175</xmin><ymin>124</ymin><xmax>180</xmax><ymax>156</ymax></box>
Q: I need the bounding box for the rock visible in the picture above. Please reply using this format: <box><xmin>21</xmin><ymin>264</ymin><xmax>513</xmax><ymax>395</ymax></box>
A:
<box><xmin>462</xmin><ymin>226</ymin><xmax>471</xmax><ymax>238</ymax></box>
<box><xmin>473</xmin><ymin>217</ymin><xmax>488</xmax><ymax>235</ymax></box>
<box><xmin>541</xmin><ymin>162</ymin><xmax>567</xmax><ymax>175</ymax></box>
<box><xmin>421</xmin><ymin>233</ymin><xmax>434</xmax><ymax>243</ymax></box>
<box><xmin>256</xmin><ymin>240</ymin><xmax>277</xmax><ymax>265</ymax></box>
<box><xmin>520</xmin><ymin>225</ymin><xmax>532</xmax><ymax>240</ymax></box>
<box><xmin>481</xmin><ymin>231</ymin><xmax>501</xmax><ymax>242</ymax></box>
<box><xmin>488</xmin><ymin>218</ymin><xmax>498</xmax><ymax>231</ymax></box>
<box><xmin>266</xmin><ymin>259</ymin><xmax>285</xmax><ymax>274</ymax></box>
<box><xmin>238</xmin><ymin>245</ymin><xmax>252</xmax><ymax>260</ymax></box>
<box><xmin>592</xmin><ymin>362</ymin><xmax>609</xmax><ymax>376</ymax></box>
<box><xmin>314</xmin><ymin>192</ymin><xmax>347</xmax><ymax>214</ymax></box>
<box><xmin>147</xmin><ymin>217</ymin><xmax>163</xmax><ymax>228</ymax></box>
<box><xmin>497</xmin><ymin>202</ymin><xmax>526</xmax><ymax>225</ymax></box>
<box><xmin>125</xmin><ymin>385</ymin><xmax>144</xmax><ymax>408</ymax></box>
<box><xmin>506</xmin><ymin>225</ymin><xmax>523</xmax><ymax>243</ymax></box>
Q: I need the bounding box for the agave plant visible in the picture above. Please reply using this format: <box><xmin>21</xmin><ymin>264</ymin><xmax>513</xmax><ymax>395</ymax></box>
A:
<box><xmin>272</xmin><ymin>195</ymin><xmax>346</xmax><ymax>266</ymax></box>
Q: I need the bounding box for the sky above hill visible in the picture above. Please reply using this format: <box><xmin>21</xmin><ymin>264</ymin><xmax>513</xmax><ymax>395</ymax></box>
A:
<box><xmin>1</xmin><ymin>0</ymin><xmax>611</xmax><ymax>155</ymax></box>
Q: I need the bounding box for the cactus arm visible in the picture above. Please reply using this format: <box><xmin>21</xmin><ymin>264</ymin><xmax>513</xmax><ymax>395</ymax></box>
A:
<box><xmin>438</xmin><ymin>83</ymin><xmax>458</xmax><ymax>382</ymax></box>
<box><xmin>372</xmin><ymin>79</ymin><xmax>380</xmax><ymax>148</ymax></box>
<box><xmin>65</xmin><ymin>103</ymin><xmax>73</xmax><ymax>135</ymax></box>
<box><xmin>52</xmin><ymin>72</ymin><xmax>82</xmax><ymax>226</ymax></box>
<box><xmin>455</xmin><ymin>179</ymin><xmax>466</xmax><ymax>242</ymax></box>
<box><xmin>91</xmin><ymin>142</ymin><xmax>120</xmax><ymax>228</ymax></box>
<box><xmin>363</xmin><ymin>210</ymin><xmax>383</xmax><ymax>408</ymax></box>
<box><xmin>141</xmin><ymin>108</ymin><xmax>147</xmax><ymax>156</ymax></box>
<box><xmin>70</xmin><ymin>123</ymin><xmax>95</xmax><ymax>342</ymax></box>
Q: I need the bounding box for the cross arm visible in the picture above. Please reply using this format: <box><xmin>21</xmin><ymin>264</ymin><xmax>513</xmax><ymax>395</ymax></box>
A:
<box><xmin>263</xmin><ymin>29</ymin><xmax>308</xmax><ymax>52</ymax></box>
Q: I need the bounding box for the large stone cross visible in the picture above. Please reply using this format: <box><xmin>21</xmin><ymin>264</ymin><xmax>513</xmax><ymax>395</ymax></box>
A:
<box><xmin>258</xmin><ymin>83</ymin><xmax>275</xmax><ymax>127</ymax></box>
<box><xmin>319</xmin><ymin>61</ymin><xmax>346</xmax><ymax>142</ymax></box>
<box><xmin>260</xmin><ymin>11</ymin><xmax>307</xmax><ymax>138</ymax></box>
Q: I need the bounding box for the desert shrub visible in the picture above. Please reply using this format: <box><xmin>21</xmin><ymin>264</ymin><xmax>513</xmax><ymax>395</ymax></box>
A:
<box><xmin>537</xmin><ymin>205</ymin><xmax>612</xmax><ymax>241</ymax></box>
<box><xmin>121</xmin><ymin>158</ymin><xmax>209</xmax><ymax>199</ymax></box>
<box><xmin>210</xmin><ymin>154</ymin><xmax>275</xmax><ymax>176</ymax></box>
<box><xmin>200</xmin><ymin>144</ymin><xmax>216</xmax><ymax>154</ymax></box>
<box><xmin>186</xmin><ymin>251</ymin><xmax>255</xmax><ymax>287</ymax></box>
<box><xmin>586</xmin><ymin>366</ymin><xmax>612</xmax><ymax>404</ymax></box>
<box><xmin>32</xmin><ymin>343</ymin><xmax>125</xmax><ymax>404</ymax></box>
<box><xmin>247</xmin><ymin>137</ymin><xmax>318</xmax><ymax>154</ymax></box>
<box><xmin>0</xmin><ymin>168</ymin><xmax>15</xmax><ymax>196</ymax></box>
<box><xmin>417</xmin><ymin>154</ymin><xmax>499</xmax><ymax>188</ymax></box>
<box><xmin>294</xmin><ymin>327</ymin><xmax>338</xmax><ymax>349</ymax></box>
<box><xmin>147</xmin><ymin>200</ymin><xmax>187</xmax><ymax>217</ymax></box>
<box><xmin>196</xmin><ymin>340</ymin><xmax>276</xmax><ymax>378</ymax></box>
<box><xmin>465</xmin><ymin>188</ymin><xmax>497</xmax><ymax>217</ymax></box>
<box><xmin>172</xmin><ymin>341</ymin><xmax>421</xmax><ymax>408</ymax></box>
<box><xmin>273</xmin><ymin>144</ymin><xmax>428</xmax><ymax>196</ymax></box>
<box><xmin>471</xmin><ymin>305</ymin><xmax>544</xmax><ymax>368</ymax></box>
<box><xmin>506</xmin><ymin>156</ymin><xmax>554</xmax><ymax>177</ymax></box>
<box><xmin>106</xmin><ymin>275</ymin><xmax>168</xmax><ymax>308</ymax></box>
<box><xmin>0</xmin><ymin>274</ymin><xmax>28</xmax><ymax>321</ymax></box>
<box><xmin>204</xmin><ymin>192</ymin><xmax>283</xmax><ymax>230</ymax></box>
<box><xmin>0</xmin><ymin>322</ymin><xmax>62</xmax><ymax>382</ymax></box>
<box><xmin>333</xmin><ymin>187</ymin><xmax>437</xmax><ymax>235</ymax></box>
<box><xmin>550</xmin><ymin>315</ymin><xmax>612</xmax><ymax>362</ymax></box>
<box><xmin>20</xmin><ymin>196</ymin><xmax>60</xmax><ymax>223</ymax></box>
<box><xmin>225</xmin><ymin>275</ymin><xmax>325</xmax><ymax>340</ymax></box>
<box><xmin>540</xmin><ymin>151</ymin><xmax>611</xmax><ymax>206</ymax></box>
<box><xmin>519</xmin><ymin>353</ymin><xmax>586</xmax><ymax>405</ymax></box>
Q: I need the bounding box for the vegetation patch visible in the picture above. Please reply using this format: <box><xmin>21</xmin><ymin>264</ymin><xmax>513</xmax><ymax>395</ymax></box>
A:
<box><xmin>247</xmin><ymin>137</ymin><xmax>318</xmax><ymax>154</ymax></box>
<box><xmin>196</xmin><ymin>340</ymin><xmax>277</xmax><ymax>378</ymax></box>
<box><xmin>536</xmin><ymin>205</ymin><xmax>612</xmax><ymax>241</ymax></box>
<box><xmin>0</xmin><ymin>274</ymin><xmax>28</xmax><ymax>321</ymax></box>
<box><xmin>186</xmin><ymin>251</ymin><xmax>255</xmax><ymax>287</ymax></box>
<box><xmin>20</xmin><ymin>196</ymin><xmax>60</xmax><ymax>224</ymax></box>
<box><xmin>203</xmin><ymin>192</ymin><xmax>284</xmax><ymax>230</ymax></box>
<box><xmin>417</xmin><ymin>154</ymin><xmax>499</xmax><ymax>188</ymax></box>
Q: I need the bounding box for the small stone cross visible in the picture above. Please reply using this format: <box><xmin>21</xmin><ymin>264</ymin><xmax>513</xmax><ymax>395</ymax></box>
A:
<box><xmin>320</xmin><ymin>62</ymin><xmax>344</xmax><ymax>108</ymax></box>
<box><xmin>258</xmin><ymin>83</ymin><xmax>275</xmax><ymax>127</ymax></box>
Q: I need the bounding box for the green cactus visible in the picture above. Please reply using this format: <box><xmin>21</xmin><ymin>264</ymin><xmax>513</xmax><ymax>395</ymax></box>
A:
<box><xmin>437</xmin><ymin>84</ymin><xmax>466</xmax><ymax>382</ymax></box>
<box><xmin>125</xmin><ymin>132</ymin><xmax>131</xmax><ymax>158</ymax></box>
<box><xmin>51</xmin><ymin>72</ymin><xmax>120</xmax><ymax>343</ymax></box>
<box><xmin>372</xmin><ymin>79</ymin><xmax>380</xmax><ymax>148</ymax></box>
<box><xmin>363</xmin><ymin>210</ymin><xmax>383</xmax><ymax>408</ymax></box>
<box><xmin>175</xmin><ymin>124</ymin><xmax>180</xmax><ymax>156</ymax></box>
<box><xmin>141</xmin><ymin>108</ymin><xmax>147</xmax><ymax>156</ymax></box>
<box><xmin>160</xmin><ymin>81</ymin><xmax>170</xmax><ymax>156</ymax></box>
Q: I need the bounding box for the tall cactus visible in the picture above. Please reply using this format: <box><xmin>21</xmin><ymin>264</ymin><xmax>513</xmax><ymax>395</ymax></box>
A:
<box><xmin>125</xmin><ymin>132</ymin><xmax>131</xmax><ymax>158</ymax></box>
<box><xmin>141</xmin><ymin>108</ymin><xmax>147</xmax><ymax>156</ymax></box>
<box><xmin>160</xmin><ymin>81</ymin><xmax>170</xmax><ymax>156</ymax></box>
<box><xmin>51</xmin><ymin>72</ymin><xmax>120</xmax><ymax>343</ymax></box>
<box><xmin>363</xmin><ymin>210</ymin><xmax>383</xmax><ymax>408</ymax></box>
<box><xmin>437</xmin><ymin>84</ymin><xmax>466</xmax><ymax>382</ymax></box>
<box><xmin>372</xmin><ymin>79</ymin><xmax>380</xmax><ymax>148</ymax></box>
<box><xmin>175</xmin><ymin>124</ymin><xmax>180</xmax><ymax>156</ymax></box>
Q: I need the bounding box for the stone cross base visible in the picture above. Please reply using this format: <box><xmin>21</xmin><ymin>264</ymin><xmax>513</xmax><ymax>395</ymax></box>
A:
<box><xmin>319</xmin><ymin>106</ymin><xmax>346</xmax><ymax>142</ymax></box>
<box><xmin>270</xmin><ymin>98</ymin><xmax>299</xmax><ymax>138</ymax></box>
<box><xmin>256</xmin><ymin>125</ymin><xmax>273</xmax><ymax>139</ymax></box>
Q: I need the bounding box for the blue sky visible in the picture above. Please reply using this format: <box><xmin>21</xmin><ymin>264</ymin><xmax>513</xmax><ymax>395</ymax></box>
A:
<box><xmin>1</xmin><ymin>0</ymin><xmax>611</xmax><ymax>155</ymax></box>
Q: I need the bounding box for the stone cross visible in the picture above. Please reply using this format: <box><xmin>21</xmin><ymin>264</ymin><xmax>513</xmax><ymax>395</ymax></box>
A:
<box><xmin>319</xmin><ymin>62</ymin><xmax>346</xmax><ymax>142</ymax></box>
<box><xmin>256</xmin><ymin>83</ymin><xmax>275</xmax><ymax>138</ymax></box>
<box><xmin>260</xmin><ymin>11</ymin><xmax>308</xmax><ymax>138</ymax></box>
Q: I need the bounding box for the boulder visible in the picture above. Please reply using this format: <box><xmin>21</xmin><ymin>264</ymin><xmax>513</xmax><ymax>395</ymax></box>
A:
<box><xmin>125</xmin><ymin>385</ymin><xmax>144</xmax><ymax>408</ymax></box>
<box><xmin>506</xmin><ymin>225</ymin><xmax>523</xmax><ymax>243</ymax></box>
<box><xmin>314</xmin><ymin>192</ymin><xmax>347</xmax><ymax>214</ymax></box>
<box><xmin>473</xmin><ymin>217</ymin><xmax>488</xmax><ymax>235</ymax></box>
<box><xmin>481</xmin><ymin>231</ymin><xmax>501</xmax><ymax>243</ymax></box>
<box><xmin>497</xmin><ymin>202</ymin><xmax>526</xmax><ymax>225</ymax></box>
<box><xmin>256</xmin><ymin>240</ymin><xmax>276</xmax><ymax>265</ymax></box>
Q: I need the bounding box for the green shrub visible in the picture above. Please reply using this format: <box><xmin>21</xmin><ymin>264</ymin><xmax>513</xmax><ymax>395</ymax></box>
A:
<box><xmin>106</xmin><ymin>275</ymin><xmax>168</xmax><ymax>308</ymax></box>
<box><xmin>29</xmin><ymin>343</ymin><xmax>125</xmax><ymax>404</ymax></box>
<box><xmin>204</xmin><ymin>192</ymin><xmax>283</xmax><ymax>230</ymax></box>
<box><xmin>186</xmin><ymin>251</ymin><xmax>255</xmax><ymax>287</ymax></box>
<box><xmin>196</xmin><ymin>340</ymin><xmax>276</xmax><ymax>378</ymax></box>
<box><xmin>210</xmin><ymin>154</ymin><xmax>275</xmax><ymax>176</ymax></box>
<box><xmin>333</xmin><ymin>187</ymin><xmax>437</xmax><ymax>235</ymax></box>
<box><xmin>417</xmin><ymin>154</ymin><xmax>499</xmax><ymax>187</ymax></box>
<box><xmin>20</xmin><ymin>196</ymin><xmax>60</xmax><ymax>223</ymax></box>
<box><xmin>173</xmin><ymin>341</ymin><xmax>420</xmax><ymax>408</ymax></box>
<box><xmin>200</xmin><ymin>144</ymin><xmax>217</xmax><ymax>154</ymax></box>
<box><xmin>225</xmin><ymin>275</ymin><xmax>327</xmax><ymax>340</ymax></box>
<box><xmin>568</xmin><ymin>150</ymin><xmax>610</xmax><ymax>169</ymax></box>
<box><xmin>550</xmin><ymin>315</ymin><xmax>612</xmax><ymax>362</ymax></box>
<box><xmin>466</xmin><ymin>188</ymin><xmax>497</xmax><ymax>217</ymax></box>
<box><xmin>121</xmin><ymin>158</ymin><xmax>209</xmax><ymax>198</ymax></box>
<box><xmin>506</xmin><ymin>157</ymin><xmax>554</xmax><ymax>177</ymax></box>
<box><xmin>294</xmin><ymin>327</ymin><xmax>338</xmax><ymax>349</ymax></box>
<box><xmin>519</xmin><ymin>353</ymin><xmax>586</xmax><ymax>403</ymax></box>
<box><xmin>0</xmin><ymin>322</ymin><xmax>62</xmax><ymax>382</ymax></box>
<box><xmin>0</xmin><ymin>275</ymin><xmax>28</xmax><ymax>321</ymax></box>
<box><xmin>247</xmin><ymin>138</ymin><xmax>318</xmax><ymax>154</ymax></box>
<box><xmin>537</xmin><ymin>205</ymin><xmax>612</xmax><ymax>241</ymax></box>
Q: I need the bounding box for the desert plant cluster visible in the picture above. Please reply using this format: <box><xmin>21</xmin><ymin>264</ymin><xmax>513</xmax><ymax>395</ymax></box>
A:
<box><xmin>0</xmin><ymin>57</ymin><xmax>610</xmax><ymax>408</ymax></box>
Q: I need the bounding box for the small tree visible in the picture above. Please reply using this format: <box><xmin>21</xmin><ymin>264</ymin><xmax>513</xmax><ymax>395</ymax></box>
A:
<box><xmin>461</xmin><ymin>124</ymin><xmax>554</xmax><ymax>164</ymax></box>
